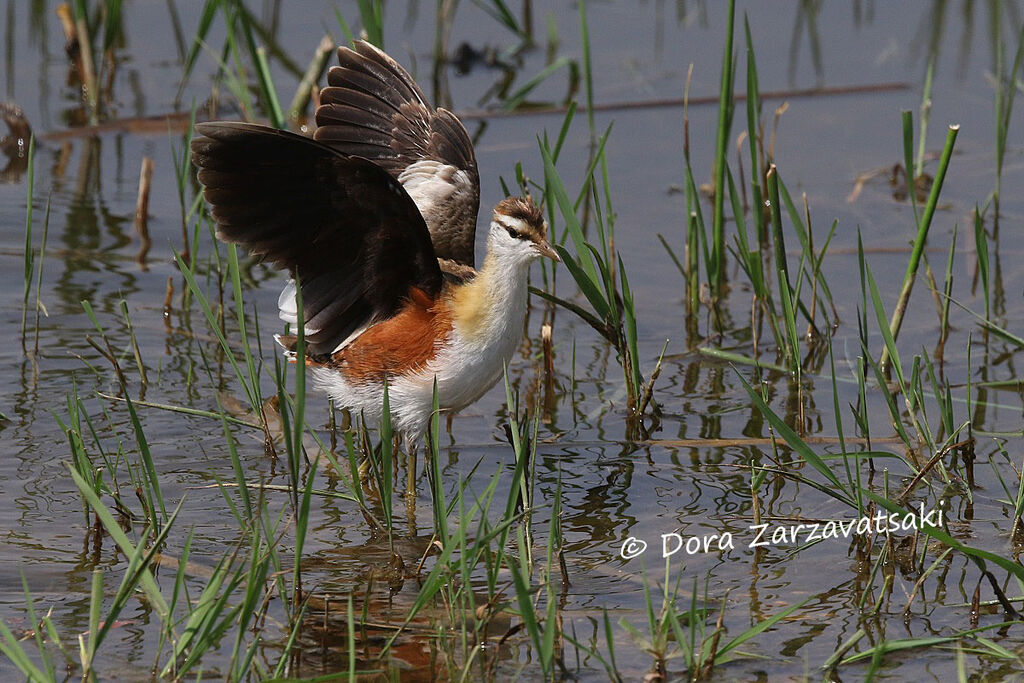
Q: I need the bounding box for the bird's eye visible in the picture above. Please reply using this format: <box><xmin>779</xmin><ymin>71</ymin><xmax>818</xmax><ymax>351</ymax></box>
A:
<box><xmin>506</xmin><ymin>226</ymin><xmax>520</xmax><ymax>239</ymax></box>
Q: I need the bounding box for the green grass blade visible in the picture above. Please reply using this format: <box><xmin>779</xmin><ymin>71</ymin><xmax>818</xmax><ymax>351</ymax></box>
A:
<box><xmin>177</xmin><ymin>0</ymin><xmax>220</xmax><ymax>103</ymax></box>
<box><xmin>716</xmin><ymin>597</ymin><xmax>809</xmax><ymax>662</ymax></box>
<box><xmin>884</xmin><ymin>124</ymin><xmax>959</xmax><ymax>356</ymax></box>
<box><xmin>736</xmin><ymin>371</ymin><xmax>856</xmax><ymax>507</ymax></box>
<box><xmin>20</xmin><ymin>134</ymin><xmax>34</xmax><ymax>352</ymax></box>
<box><xmin>901</xmin><ymin>110</ymin><xmax>919</xmax><ymax>222</ymax></box>
<box><xmin>65</xmin><ymin>465</ymin><xmax>169</xmax><ymax>616</ymax></box>
<box><xmin>710</xmin><ymin>0</ymin><xmax>737</xmax><ymax>296</ymax></box>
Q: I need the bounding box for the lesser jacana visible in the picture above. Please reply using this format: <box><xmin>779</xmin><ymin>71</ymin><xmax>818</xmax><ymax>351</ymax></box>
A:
<box><xmin>190</xmin><ymin>41</ymin><xmax>557</xmax><ymax>441</ymax></box>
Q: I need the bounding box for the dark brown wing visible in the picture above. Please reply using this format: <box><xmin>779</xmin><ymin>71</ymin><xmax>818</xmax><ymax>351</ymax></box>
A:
<box><xmin>190</xmin><ymin>121</ymin><xmax>442</xmax><ymax>357</ymax></box>
<box><xmin>314</xmin><ymin>40</ymin><xmax>480</xmax><ymax>268</ymax></box>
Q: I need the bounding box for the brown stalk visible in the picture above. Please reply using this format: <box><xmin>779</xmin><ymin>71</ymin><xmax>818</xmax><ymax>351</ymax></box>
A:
<box><xmin>134</xmin><ymin>156</ymin><xmax>154</xmax><ymax>269</ymax></box>
<box><xmin>36</xmin><ymin>82</ymin><xmax>911</xmax><ymax>141</ymax></box>
<box><xmin>541</xmin><ymin>322</ymin><xmax>555</xmax><ymax>419</ymax></box>
<box><xmin>85</xmin><ymin>334</ymin><xmax>127</xmax><ymax>387</ymax></box>
<box><xmin>287</xmin><ymin>35</ymin><xmax>334</xmax><ymax>123</ymax></box>
<box><xmin>895</xmin><ymin>438</ymin><xmax>972</xmax><ymax>504</ymax></box>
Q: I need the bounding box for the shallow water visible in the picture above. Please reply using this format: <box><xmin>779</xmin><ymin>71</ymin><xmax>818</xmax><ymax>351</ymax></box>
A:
<box><xmin>1</xmin><ymin>1</ymin><xmax>1023</xmax><ymax>680</ymax></box>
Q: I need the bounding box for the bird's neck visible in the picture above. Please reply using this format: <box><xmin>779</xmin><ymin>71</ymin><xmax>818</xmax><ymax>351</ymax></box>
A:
<box><xmin>450</xmin><ymin>249</ymin><xmax>530</xmax><ymax>341</ymax></box>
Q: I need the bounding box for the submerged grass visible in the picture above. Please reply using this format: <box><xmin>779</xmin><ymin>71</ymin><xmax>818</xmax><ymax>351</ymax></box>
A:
<box><xmin>19</xmin><ymin>134</ymin><xmax>34</xmax><ymax>354</ymax></box>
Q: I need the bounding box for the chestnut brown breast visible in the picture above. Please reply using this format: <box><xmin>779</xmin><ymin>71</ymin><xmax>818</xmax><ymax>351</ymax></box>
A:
<box><xmin>332</xmin><ymin>286</ymin><xmax>454</xmax><ymax>383</ymax></box>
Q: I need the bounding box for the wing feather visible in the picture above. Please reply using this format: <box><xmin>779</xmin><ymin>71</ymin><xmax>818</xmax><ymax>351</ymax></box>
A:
<box><xmin>191</xmin><ymin>121</ymin><xmax>442</xmax><ymax>357</ymax></box>
<box><xmin>314</xmin><ymin>41</ymin><xmax>480</xmax><ymax>268</ymax></box>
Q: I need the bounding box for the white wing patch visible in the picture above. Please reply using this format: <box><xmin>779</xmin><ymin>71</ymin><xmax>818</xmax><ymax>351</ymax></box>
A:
<box><xmin>398</xmin><ymin>159</ymin><xmax>471</xmax><ymax>224</ymax></box>
<box><xmin>277</xmin><ymin>279</ymin><xmax>323</xmax><ymax>337</ymax></box>
<box><xmin>278</xmin><ymin>279</ymin><xmax>368</xmax><ymax>354</ymax></box>
<box><xmin>277</xmin><ymin>160</ymin><xmax>474</xmax><ymax>359</ymax></box>
<box><xmin>277</xmin><ymin>280</ymin><xmax>302</xmax><ymax>326</ymax></box>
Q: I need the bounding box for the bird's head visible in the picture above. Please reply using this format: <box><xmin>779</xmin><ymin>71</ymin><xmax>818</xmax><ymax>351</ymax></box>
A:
<box><xmin>488</xmin><ymin>195</ymin><xmax>560</xmax><ymax>265</ymax></box>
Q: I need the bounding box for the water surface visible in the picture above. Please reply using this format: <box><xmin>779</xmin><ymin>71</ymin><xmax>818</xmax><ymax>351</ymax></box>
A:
<box><xmin>1</xmin><ymin>1</ymin><xmax>1023</xmax><ymax>679</ymax></box>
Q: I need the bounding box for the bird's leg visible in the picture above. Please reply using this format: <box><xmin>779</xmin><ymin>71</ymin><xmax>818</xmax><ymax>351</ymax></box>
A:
<box><xmin>404</xmin><ymin>435</ymin><xmax>419</xmax><ymax>532</ymax></box>
<box><xmin>356</xmin><ymin>417</ymin><xmax>376</xmax><ymax>495</ymax></box>
<box><xmin>403</xmin><ymin>434</ymin><xmax>418</xmax><ymax>498</ymax></box>
<box><xmin>327</xmin><ymin>400</ymin><xmax>337</xmax><ymax>452</ymax></box>
<box><xmin>357</xmin><ymin>457</ymin><xmax>373</xmax><ymax>489</ymax></box>
<box><xmin>393</xmin><ymin>431</ymin><xmax>411</xmax><ymax>499</ymax></box>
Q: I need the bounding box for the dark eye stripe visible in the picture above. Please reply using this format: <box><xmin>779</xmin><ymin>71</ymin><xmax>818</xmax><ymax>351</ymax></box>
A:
<box><xmin>498</xmin><ymin>218</ymin><xmax>530</xmax><ymax>240</ymax></box>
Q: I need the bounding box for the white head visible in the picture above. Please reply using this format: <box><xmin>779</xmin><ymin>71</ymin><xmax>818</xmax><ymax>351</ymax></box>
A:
<box><xmin>486</xmin><ymin>196</ymin><xmax>560</xmax><ymax>267</ymax></box>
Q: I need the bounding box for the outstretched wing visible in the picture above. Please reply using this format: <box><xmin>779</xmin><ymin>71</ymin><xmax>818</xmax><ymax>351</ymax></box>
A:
<box><xmin>314</xmin><ymin>40</ymin><xmax>480</xmax><ymax>268</ymax></box>
<box><xmin>190</xmin><ymin>121</ymin><xmax>443</xmax><ymax>357</ymax></box>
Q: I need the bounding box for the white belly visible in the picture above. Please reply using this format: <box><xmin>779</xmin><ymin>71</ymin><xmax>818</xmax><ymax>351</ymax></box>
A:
<box><xmin>307</xmin><ymin>294</ymin><xmax>527</xmax><ymax>440</ymax></box>
<box><xmin>305</xmin><ymin>240</ymin><xmax>535</xmax><ymax>440</ymax></box>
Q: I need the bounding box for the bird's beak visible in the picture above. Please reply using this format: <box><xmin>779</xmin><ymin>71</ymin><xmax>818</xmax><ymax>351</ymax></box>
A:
<box><xmin>534</xmin><ymin>239</ymin><xmax>561</xmax><ymax>262</ymax></box>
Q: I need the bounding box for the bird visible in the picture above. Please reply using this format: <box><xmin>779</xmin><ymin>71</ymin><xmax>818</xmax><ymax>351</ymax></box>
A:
<box><xmin>190</xmin><ymin>40</ymin><xmax>559</xmax><ymax>443</ymax></box>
